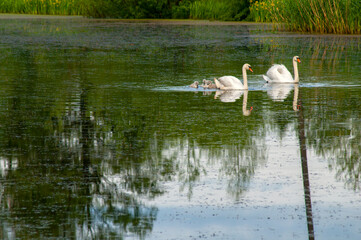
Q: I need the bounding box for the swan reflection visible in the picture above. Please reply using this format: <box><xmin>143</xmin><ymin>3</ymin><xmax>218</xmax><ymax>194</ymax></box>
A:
<box><xmin>293</xmin><ymin>84</ymin><xmax>299</xmax><ymax>112</ymax></box>
<box><xmin>265</xmin><ymin>83</ymin><xmax>295</xmax><ymax>102</ymax></box>
<box><xmin>214</xmin><ymin>90</ymin><xmax>252</xmax><ymax>116</ymax></box>
<box><xmin>266</xmin><ymin>83</ymin><xmax>300</xmax><ymax>112</ymax></box>
<box><xmin>214</xmin><ymin>90</ymin><xmax>243</xmax><ymax>102</ymax></box>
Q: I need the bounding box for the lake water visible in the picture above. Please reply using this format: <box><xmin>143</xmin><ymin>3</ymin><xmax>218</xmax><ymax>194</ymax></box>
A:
<box><xmin>0</xmin><ymin>15</ymin><xmax>361</xmax><ymax>240</ymax></box>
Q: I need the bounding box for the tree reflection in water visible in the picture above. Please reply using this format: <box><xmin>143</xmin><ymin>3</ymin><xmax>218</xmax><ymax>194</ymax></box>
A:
<box><xmin>0</xmin><ymin>75</ymin><xmax>158</xmax><ymax>239</ymax></box>
<box><xmin>304</xmin><ymin>87</ymin><xmax>361</xmax><ymax>191</ymax></box>
<box><xmin>0</xmin><ymin>21</ymin><xmax>360</xmax><ymax>239</ymax></box>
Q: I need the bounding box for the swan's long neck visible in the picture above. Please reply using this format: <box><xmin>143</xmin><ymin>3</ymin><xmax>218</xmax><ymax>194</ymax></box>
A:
<box><xmin>242</xmin><ymin>65</ymin><xmax>248</xmax><ymax>89</ymax></box>
<box><xmin>293</xmin><ymin>60</ymin><xmax>299</xmax><ymax>83</ymax></box>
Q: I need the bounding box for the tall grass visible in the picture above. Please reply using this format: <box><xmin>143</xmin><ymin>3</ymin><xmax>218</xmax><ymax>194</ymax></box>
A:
<box><xmin>0</xmin><ymin>0</ymin><xmax>250</xmax><ymax>20</ymax></box>
<box><xmin>249</xmin><ymin>0</ymin><xmax>274</xmax><ymax>22</ymax></box>
<box><xmin>250</xmin><ymin>0</ymin><xmax>361</xmax><ymax>34</ymax></box>
<box><xmin>189</xmin><ymin>0</ymin><xmax>249</xmax><ymax>21</ymax></box>
<box><xmin>0</xmin><ymin>0</ymin><xmax>86</xmax><ymax>15</ymax></box>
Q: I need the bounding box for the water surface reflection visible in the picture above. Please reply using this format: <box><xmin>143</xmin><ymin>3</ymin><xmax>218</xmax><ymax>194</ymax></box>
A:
<box><xmin>296</xmin><ymin>89</ymin><xmax>315</xmax><ymax>240</ymax></box>
<box><xmin>0</xmin><ymin>16</ymin><xmax>361</xmax><ymax>239</ymax></box>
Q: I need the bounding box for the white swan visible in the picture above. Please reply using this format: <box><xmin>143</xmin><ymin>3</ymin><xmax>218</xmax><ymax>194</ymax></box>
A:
<box><xmin>214</xmin><ymin>63</ymin><xmax>253</xmax><ymax>90</ymax></box>
<box><xmin>263</xmin><ymin>56</ymin><xmax>301</xmax><ymax>83</ymax></box>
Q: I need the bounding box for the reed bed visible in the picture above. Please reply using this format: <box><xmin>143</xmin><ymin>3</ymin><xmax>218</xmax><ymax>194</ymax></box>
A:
<box><xmin>189</xmin><ymin>0</ymin><xmax>249</xmax><ymax>21</ymax></box>
<box><xmin>0</xmin><ymin>0</ymin><xmax>85</xmax><ymax>15</ymax></box>
<box><xmin>0</xmin><ymin>0</ymin><xmax>249</xmax><ymax>20</ymax></box>
<box><xmin>250</xmin><ymin>0</ymin><xmax>361</xmax><ymax>34</ymax></box>
<box><xmin>189</xmin><ymin>0</ymin><xmax>233</xmax><ymax>20</ymax></box>
<box><xmin>1</xmin><ymin>0</ymin><xmax>360</xmax><ymax>34</ymax></box>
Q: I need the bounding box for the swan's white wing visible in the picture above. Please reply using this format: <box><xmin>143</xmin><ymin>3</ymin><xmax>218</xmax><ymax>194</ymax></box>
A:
<box><xmin>263</xmin><ymin>74</ymin><xmax>271</xmax><ymax>82</ymax></box>
<box><xmin>217</xmin><ymin>76</ymin><xmax>244</xmax><ymax>89</ymax></box>
<box><xmin>214</xmin><ymin>78</ymin><xmax>223</xmax><ymax>89</ymax></box>
<box><xmin>276</xmin><ymin>64</ymin><xmax>293</xmax><ymax>82</ymax></box>
<box><xmin>265</xmin><ymin>64</ymin><xmax>293</xmax><ymax>83</ymax></box>
<box><xmin>265</xmin><ymin>65</ymin><xmax>281</xmax><ymax>81</ymax></box>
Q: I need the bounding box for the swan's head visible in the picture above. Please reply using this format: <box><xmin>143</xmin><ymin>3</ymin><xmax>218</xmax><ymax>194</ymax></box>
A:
<box><xmin>244</xmin><ymin>63</ymin><xmax>253</xmax><ymax>72</ymax></box>
<box><xmin>293</xmin><ymin>56</ymin><xmax>301</xmax><ymax>63</ymax></box>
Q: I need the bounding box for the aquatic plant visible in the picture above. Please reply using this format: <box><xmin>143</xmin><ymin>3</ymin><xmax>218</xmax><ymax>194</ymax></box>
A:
<box><xmin>250</xmin><ymin>0</ymin><xmax>361</xmax><ymax>34</ymax></box>
<box><xmin>249</xmin><ymin>0</ymin><xmax>274</xmax><ymax>22</ymax></box>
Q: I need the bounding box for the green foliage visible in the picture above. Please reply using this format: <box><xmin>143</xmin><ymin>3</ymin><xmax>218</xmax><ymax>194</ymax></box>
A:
<box><xmin>2</xmin><ymin>0</ymin><xmax>360</xmax><ymax>34</ymax></box>
<box><xmin>172</xmin><ymin>0</ymin><xmax>194</xmax><ymax>19</ymax></box>
<box><xmin>0</xmin><ymin>0</ymin><xmax>85</xmax><ymax>15</ymax></box>
<box><xmin>250</xmin><ymin>0</ymin><xmax>361</xmax><ymax>34</ymax></box>
<box><xmin>0</xmin><ymin>0</ymin><xmax>250</xmax><ymax>21</ymax></box>
<box><xmin>249</xmin><ymin>0</ymin><xmax>274</xmax><ymax>22</ymax></box>
<box><xmin>189</xmin><ymin>0</ymin><xmax>250</xmax><ymax>21</ymax></box>
<box><xmin>86</xmin><ymin>0</ymin><xmax>173</xmax><ymax>18</ymax></box>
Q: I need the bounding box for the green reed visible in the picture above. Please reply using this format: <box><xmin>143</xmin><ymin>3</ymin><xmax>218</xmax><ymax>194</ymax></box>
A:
<box><xmin>0</xmin><ymin>0</ymin><xmax>250</xmax><ymax>20</ymax></box>
<box><xmin>190</xmin><ymin>0</ymin><xmax>231</xmax><ymax>20</ymax></box>
<box><xmin>250</xmin><ymin>0</ymin><xmax>361</xmax><ymax>34</ymax></box>
<box><xmin>249</xmin><ymin>0</ymin><xmax>273</xmax><ymax>22</ymax></box>
<box><xmin>189</xmin><ymin>0</ymin><xmax>249</xmax><ymax>21</ymax></box>
<box><xmin>0</xmin><ymin>0</ymin><xmax>85</xmax><ymax>15</ymax></box>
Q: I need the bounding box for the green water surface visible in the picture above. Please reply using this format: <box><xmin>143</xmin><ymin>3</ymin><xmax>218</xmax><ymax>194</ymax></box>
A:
<box><xmin>0</xmin><ymin>15</ymin><xmax>361</xmax><ymax>240</ymax></box>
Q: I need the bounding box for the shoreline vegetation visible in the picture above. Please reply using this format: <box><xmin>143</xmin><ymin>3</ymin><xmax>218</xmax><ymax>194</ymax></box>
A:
<box><xmin>0</xmin><ymin>0</ymin><xmax>360</xmax><ymax>34</ymax></box>
<box><xmin>250</xmin><ymin>0</ymin><xmax>361</xmax><ymax>34</ymax></box>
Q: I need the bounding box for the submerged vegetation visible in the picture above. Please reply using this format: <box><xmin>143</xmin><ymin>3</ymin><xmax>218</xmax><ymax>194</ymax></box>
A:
<box><xmin>250</xmin><ymin>0</ymin><xmax>361</xmax><ymax>34</ymax></box>
<box><xmin>0</xmin><ymin>0</ymin><xmax>360</xmax><ymax>34</ymax></box>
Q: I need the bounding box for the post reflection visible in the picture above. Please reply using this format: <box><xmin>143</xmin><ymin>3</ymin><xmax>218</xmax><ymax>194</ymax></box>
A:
<box><xmin>297</xmin><ymin>89</ymin><xmax>315</xmax><ymax>240</ymax></box>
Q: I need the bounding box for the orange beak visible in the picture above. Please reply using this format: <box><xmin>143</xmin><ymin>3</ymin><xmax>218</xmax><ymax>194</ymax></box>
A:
<box><xmin>297</xmin><ymin>58</ymin><xmax>301</xmax><ymax>63</ymax></box>
<box><xmin>249</xmin><ymin>67</ymin><xmax>253</xmax><ymax>72</ymax></box>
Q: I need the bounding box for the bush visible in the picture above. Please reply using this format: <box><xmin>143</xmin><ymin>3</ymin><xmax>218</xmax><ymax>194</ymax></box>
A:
<box><xmin>83</xmin><ymin>0</ymin><xmax>188</xmax><ymax>19</ymax></box>
<box><xmin>172</xmin><ymin>0</ymin><xmax>194</xmax><ymax>19</ymax></box>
